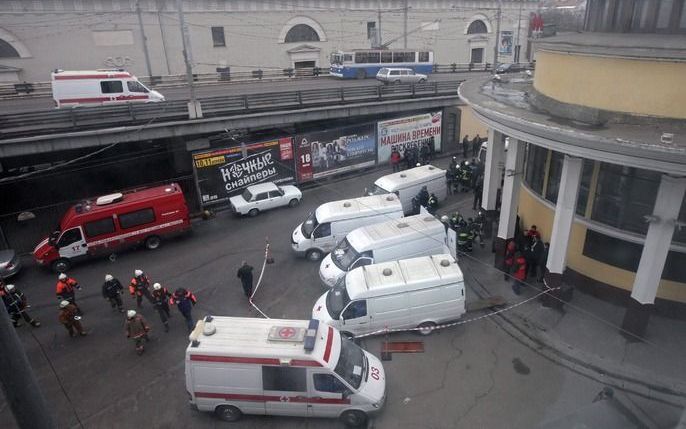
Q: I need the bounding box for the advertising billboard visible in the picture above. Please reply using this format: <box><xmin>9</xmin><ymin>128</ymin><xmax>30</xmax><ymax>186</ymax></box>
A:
<box><xmin>295</xmin><ymin>123</ymin><xmax>376</xmax><ymax>183</ymax></box>
<box><xmin>499</xmin><ymin>30</ymin><xmax>513</xmax><ymax>55</ymax></box>
<box><xmin>192</xmin><ymin>137</ymin><xmax>295</xmax><ymax>207</ymax></box>
<box><xmin>377</xmin><ymin>112</ymin><xmax>442</xmax><ymax>163</ymax></box>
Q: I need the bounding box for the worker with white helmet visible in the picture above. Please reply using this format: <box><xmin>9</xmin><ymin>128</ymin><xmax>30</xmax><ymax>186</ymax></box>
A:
<box><xmin>55</xmin><ymin>272</ymin><xmax>82</xmax><ymax>315</ymax></box>
<box><xmin>102</xmin><ymin>274</ymin><xmax>124</xmax><ymax>313</ymax></box>
<box><xmin>58</xmin><ymin>300</ymin><xmax>86</xmax><ymax>337</ymax></box>
<box><xmin>151</xmin><ymin>282</ymin><xmax>172</xmax><ymax>332</ymax></box>
<box><xmin>125</xmin><ymin>309</ymin><xmax>150</xmax><ymax>355</ymax></box>
<box><xmin>1</xmin><ymin>283</ymin><xmax>41</xmax><ymax>328</ymax></box>
<box><xmin>129</xmin><ymin>269</ymin><xmax>153</xmax><ymax>308</ymax></box>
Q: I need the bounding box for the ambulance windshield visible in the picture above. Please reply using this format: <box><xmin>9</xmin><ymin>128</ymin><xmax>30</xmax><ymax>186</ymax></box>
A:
<box><xmin>334</xmin><ymin>335</ymin><xmax>366</xmax><ymax>390</ymax></box>
<box><xmin>301</xmin><ymin>211</ymin><xmax>318</xmax><ymax>239</ymax></box>
<box><xmin>331</xmin><ymin>238</ymin><xmax>360</xmax><ymax>270</ymax></box>
<box><xmin>366</xmin><ymin>184</ymin><xmax>389</xmax><ymax>196</ymax></box>
<box><xmin>326</xmin><ymin>278</ymin><xmax>350</xmax><ymax>319</ymax></box>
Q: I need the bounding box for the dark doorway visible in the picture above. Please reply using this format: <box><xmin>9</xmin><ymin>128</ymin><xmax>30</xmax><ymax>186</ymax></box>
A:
<box><xmin>471</xmin><ymin>48</ymin><xmax>484</xmax><ymax>63</ymax></box>
<box><xmin>294</xmin><ymin>61</ymin><xmax>316</xmax><ymax>69</ymax></box>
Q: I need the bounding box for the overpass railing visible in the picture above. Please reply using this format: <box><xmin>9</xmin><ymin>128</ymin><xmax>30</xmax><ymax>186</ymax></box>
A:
<box><xmin>0</xmin><ymin>62</ymin><xmax>516</xmax><ymax>99</ymax></box>
<box><xmin>0</xmin><ymin>80</ymin><xmax>463</xmax><ymax>140</ymax></box>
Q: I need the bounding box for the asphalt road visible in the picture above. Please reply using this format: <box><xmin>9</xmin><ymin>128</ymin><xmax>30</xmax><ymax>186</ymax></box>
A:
<box><xmin>0</xmin><ymin>161</ymin><xmax>675</xmax><ymax>428</ymax></box>
<box><xmin>0</xmin><ymin>72</ymin><xmax>487</xmax><ymax>114</ymax></box>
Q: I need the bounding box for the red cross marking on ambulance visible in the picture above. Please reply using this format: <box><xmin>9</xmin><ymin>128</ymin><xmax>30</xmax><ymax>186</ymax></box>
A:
<box><xmin>279</xmin><ymin>327</ymin><xmax>296</xmax><ymax>338</ymax></box>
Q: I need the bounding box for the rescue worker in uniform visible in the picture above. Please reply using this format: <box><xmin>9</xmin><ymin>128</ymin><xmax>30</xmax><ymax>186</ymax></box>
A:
<box><xmin>56</xmin><ymin>273</ymin><xmax>82</xmax><ymax>315</ymax></box>
<box><xmin>170</xmin><ymin>288</ymin><xmax>197</xmax><ymax>332</ymax></box>
<box><xmin>151</xmin><ymin>283</ymin><xmax>172</xmax><ymax>332</ymax></box>
<box><xmin>1</xmin><ymin>284</ymin><xmax>41</xmax><ymax>327</ymax></box>
<box><xmin>125</xmin><ymin>310</ymin><xmax>150</xmax><ymax>355</ymax></box>
<box><xmin>102</xmin><ymin>274</ymin><xmax>124</xmax><ymax>313</ymax></box>
<box><xmin>58</xmin><ymin>300</ymin><xmax>86</xmax><ymax>337</ymax></box>
<box><xmin>129</xmin><ymin>269</ymin><xmax>153</xmax><ymax>308</ymax></box>
<box><xmin>416</xmin><ymin>186</ymin><xmax>430</xmax><ymax>209</ymax></box>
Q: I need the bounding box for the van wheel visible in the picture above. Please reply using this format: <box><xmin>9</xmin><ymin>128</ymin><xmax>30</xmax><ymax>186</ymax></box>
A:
<box><xmin>215</xmin><ymin>405</ymin><xmax>242</xmax><ymax>422</ymax></box>
<box><xmin>306</xmin><ymin>249</ymin><xmax>323</xmax><ymax>262</ymax></box>
<box><xmin>417</xmin><ymin>321</ymin><xmax>437</xmax><ymax>336</ymax></box>
<box><xmin>341</xmin><ymin>410</ymin><xmax>368</xmax><ymax>427</ymax></box>
<box><xmin>355</xmin><ymin>69</ymin><xmax>367</xmax><ymax>80</ymax></box>
<box><xmin>288</xmin><ymin>198</ymin><xmax>300</xmax><ymax>208</ymax></box>
<box><xmin>145</xmin><ymin>235</ymin><xmax>161</xmax><ymax>250</ymax></box>
<box><xmin>248</xmin><ymin>208</ymin><xmax>259</xmax><ymax>217</ymax></box>
<box><xmin>52</xmin><ymin>258</ymin><xmax>71</xmax><ymax>273</ymax></box>
<box><xmin>393</xmin><ymin>79</ymin><xmax>401</xmax><ymax>85</ymax></box>
<box><xmin>419</xmin><ymin>78</ymin><xmax>426</xmax><ymax>83</ymax></box>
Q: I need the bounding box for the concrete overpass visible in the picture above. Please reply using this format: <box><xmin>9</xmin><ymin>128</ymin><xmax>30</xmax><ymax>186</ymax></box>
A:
<box><xmin>0</xmin><ymin>80</ymin><xmax>464</xmax><ymax>157</ymax></box>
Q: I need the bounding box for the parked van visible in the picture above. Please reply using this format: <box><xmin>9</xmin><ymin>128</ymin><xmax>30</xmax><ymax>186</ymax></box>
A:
<box><xmin>313</xmin><ymin>254</ymin><xmax>465</xmax><ymax>337</ymax></box>
<box><xmin>291</xmin><ymin>194</ymin><xmax>404</xmax><ymax>262</ymax></box>
<box><xmin>185</xmin><ymin>316</ymin><xmax>386</xmax><ymax>427</ymax></box>
<box><xmin>33</xmin><ymin>183</ymin><xmax>190</xmax><ymax>272</ymax></box>
<box><xmin>51</xmin><ymin>69</ymin><xmax>164</xmax><ymax>108</ymax></box>
<box><xmin>319</xmin><ymin>214</ymin><xmax>448</xmax><ymax>288</ymax></box>
<box><xmin>366</xmin><ymin>164</ymin><xmax>447</xmax><ymax>214</ymax></box>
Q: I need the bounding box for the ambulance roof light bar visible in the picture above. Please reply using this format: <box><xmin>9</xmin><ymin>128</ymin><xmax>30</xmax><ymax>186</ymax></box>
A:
<box><xmin>304</xmin><ymin>319</ymin><xmax>319</xmax><ymax>352</ymax></box>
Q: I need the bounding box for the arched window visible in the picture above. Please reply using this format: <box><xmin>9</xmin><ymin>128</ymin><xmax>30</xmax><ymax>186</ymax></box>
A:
<box><xmin>0</xmin><ymin>39</ymin><xmax>19</xmax><ymax>58</ymax></box>
<box><xmin>285</xmin><ymin>24</ymin><xmax>320</xmax><ymax>43</ymax></box>
<box><xmin>467</xmin><ymin>20</ymin><xmax>488</xmax><ymax>34</ymax></box>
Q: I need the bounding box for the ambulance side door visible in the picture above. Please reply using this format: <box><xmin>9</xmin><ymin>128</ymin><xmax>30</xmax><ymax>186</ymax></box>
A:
<box><xmin>307</xmin><ymin>370</ymin><xmax>351</xmax><ymax>417</ymax></box>
<box><xmin>261</xmin><ymin>366</ymin><xmax>309</xmax><ymax>416</ymax></box>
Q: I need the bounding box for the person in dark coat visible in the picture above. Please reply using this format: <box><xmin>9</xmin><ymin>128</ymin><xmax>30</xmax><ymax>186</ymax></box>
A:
<box><xmin>473</xmin><ymin>175</ymin><xmax>483</xmax><ymax>210</ymax></box>
<box><xmin>237</xmin><ymin>261</ymin><xmax>254</xmax><ymax>298</ymax></box>
<box><xmin>472</xmin><ymin>134</ymin><xmax>482</xmax><ymax>157</ymax></box>
<box><xmin>527</xmin><ymin>235</ymin><xmax>543</xmax><ymax>280</ymax></box>
<box><xmin>102</xmin><ymin>274</ymin><xmax>124</xmax><ymax>313</ymax></box>
<box><xmin>462</xmin><ymin>135</ymin><xmax>470</xmax><ymax>158</ymax></box>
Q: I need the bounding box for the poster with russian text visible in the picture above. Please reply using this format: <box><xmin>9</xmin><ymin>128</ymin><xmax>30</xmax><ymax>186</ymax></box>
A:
<box><xmin>377</xmin><ymin>112</ymin><xmax>442</xmax><ymax>164</ymax></box>
<box><xmin>192</xmin><ymin>137</ymin><xmax>295</xmax><ymax>207</ymax></box>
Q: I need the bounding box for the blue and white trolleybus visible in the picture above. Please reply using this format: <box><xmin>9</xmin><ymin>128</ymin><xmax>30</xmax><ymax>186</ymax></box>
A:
<box><xmin>330</xmin><ymin>49</ymin><xmax>434</xmax><ymax>79</ymax></box>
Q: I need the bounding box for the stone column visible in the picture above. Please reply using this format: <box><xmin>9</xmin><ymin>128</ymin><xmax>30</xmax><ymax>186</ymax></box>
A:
<box><xmin>481</xmin><ymin>129</ymin><xmax>505</xmax><ymax>212</ymax></box>
<box><xmin>544</xmin><ymin>155</ymin><xmax>583</xmax><ymax>291</ymax></box>
<box><xmin>494</xmin><ymin>138</ymin><xmax>524</xmax><ymax>269</ymax></box>
<box><xmin>621</xmin><ymin>175</ymin><xmax>686</xmax><ymax>340</ymax></box>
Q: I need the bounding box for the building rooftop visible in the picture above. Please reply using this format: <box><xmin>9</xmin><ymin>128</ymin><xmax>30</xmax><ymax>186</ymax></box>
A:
<box><xmin>535</xmin><ymin>32</ymin><xmax>686</xmax><ymax>61</ymax></box>
<box><xmin>458</xmin><ymin>75</ymin><xmax>686</xmax><ymax>175</ymax></box>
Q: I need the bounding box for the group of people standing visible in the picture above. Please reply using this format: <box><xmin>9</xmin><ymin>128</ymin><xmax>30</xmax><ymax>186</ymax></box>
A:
<box><xmin>461</xmin><ymin>133</ymin><xmax>484</xmax><ymax>159</ymax></box>
<box><xmin>504</xmin><ymin>225</ymin><xmax>550</xmax><ymax>295</ymax></box>
<box><xmin>2</xmin><ymin>260</ymin><xmax>258</xmax><ymax>356</ymax></box>
<box><xmin>389</xmin><ymin>140</ymin><xmax>435</xmax><ymax>172</ymax></box>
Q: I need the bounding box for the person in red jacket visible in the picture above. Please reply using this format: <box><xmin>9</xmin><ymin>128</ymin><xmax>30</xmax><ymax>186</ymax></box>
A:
<box><xmin>390</xmin><ymin>147</ymin><xmax>402</xmax><ymax>172</ymax></box>
<box><xmin>512</xmin><ymin>252</ymin><xmax>528</xmax><ymax>295</ymax></box>
<box><xmin>56</xmin><ymin>273</ymin><xmax>82</xmax><ymax>315</ymax></box>
<box><xmin>503</xmin><ymin>240</ymin><xmax>517</xmax><ymax>281</ymax></box>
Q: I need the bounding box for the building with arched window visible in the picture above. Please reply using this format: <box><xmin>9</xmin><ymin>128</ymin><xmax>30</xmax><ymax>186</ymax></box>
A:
<box><xmin>460</xmin><ymin>0</ymin><xmax>686</xmax><ymax>337</ymax></box>
<box><xmin>0</xmin><ymin>0</ymin><xmax>538</xmax><ymax>82</ymax></box>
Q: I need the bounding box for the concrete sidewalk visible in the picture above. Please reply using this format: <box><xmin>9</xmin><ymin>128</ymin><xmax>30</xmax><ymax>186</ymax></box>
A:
<box><xmin>441</xmin><ymin>193</ymin><xmax>686</xmax><ymax>414</ymax></box>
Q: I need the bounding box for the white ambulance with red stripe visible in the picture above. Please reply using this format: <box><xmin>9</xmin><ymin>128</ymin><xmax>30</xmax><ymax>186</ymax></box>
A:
<box><xmin>185</xmin><ymin>316</ymin><xmax>386</xmax><ymax>427</ymax></box>
<box><xmin>51</xmin><ymin>69</ymin><xmax>164</xmax><ymax>108</ymax></box>
<box><xmin>33</xmin><ymin>183</ymin><xmax>190</xmax><ymax>272</ymax></box>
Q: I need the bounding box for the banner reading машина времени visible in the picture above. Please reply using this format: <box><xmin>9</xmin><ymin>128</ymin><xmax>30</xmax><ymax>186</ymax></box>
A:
<box><xmin>377</xmin><ymin>112</ymin><xmax>442</xmax><ymax>163</ymax></box>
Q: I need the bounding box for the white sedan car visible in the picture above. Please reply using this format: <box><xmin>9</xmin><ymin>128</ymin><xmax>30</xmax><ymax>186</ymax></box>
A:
<box><xmin>229</xmin><ymin>182</ymin><xmax>302</xmax><ymax>217</ymax></box>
